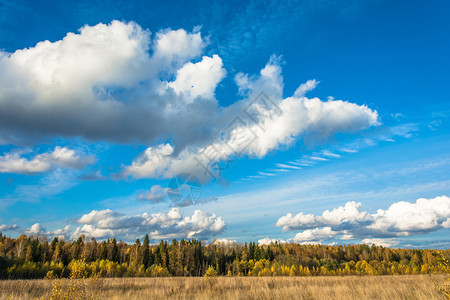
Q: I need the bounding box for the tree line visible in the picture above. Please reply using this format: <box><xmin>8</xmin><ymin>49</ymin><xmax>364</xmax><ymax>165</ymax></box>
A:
<box><xmin>0</xmin><ymin>233</ymin><xmax>449</xmax><ymax>279</ymax></box>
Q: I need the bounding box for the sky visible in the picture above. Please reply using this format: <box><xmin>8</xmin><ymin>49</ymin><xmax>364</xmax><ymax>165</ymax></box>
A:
<box><xmin>0</xmin><ymin>0</ymin><xmax>449</xmax><ymax>248</ymax></box>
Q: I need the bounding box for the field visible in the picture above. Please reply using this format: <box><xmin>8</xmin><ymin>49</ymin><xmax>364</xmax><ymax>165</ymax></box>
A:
<box><xmin>0</xmin><ymin>274</ymin><xmax>448</xmax><ymax>300</ymax></box>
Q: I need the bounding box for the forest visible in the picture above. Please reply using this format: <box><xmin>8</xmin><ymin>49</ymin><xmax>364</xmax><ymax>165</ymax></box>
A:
<box><xmin>0</xmin><ymin>233</ymin><xmax>449</xmax><ymax>279</ymax></box>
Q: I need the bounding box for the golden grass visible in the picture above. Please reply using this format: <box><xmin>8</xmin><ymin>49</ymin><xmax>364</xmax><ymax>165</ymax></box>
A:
<box><xmin>0</xmin><ymin>275</ymin><xmax>447</xmax><ymax>300</ymax></box>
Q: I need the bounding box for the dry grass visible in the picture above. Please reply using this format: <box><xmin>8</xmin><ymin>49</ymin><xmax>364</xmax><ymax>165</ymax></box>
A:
<box><xmin>0</xmin><ymin>275</ymin><xmax>447</xmax><ymax>300</ymax></box>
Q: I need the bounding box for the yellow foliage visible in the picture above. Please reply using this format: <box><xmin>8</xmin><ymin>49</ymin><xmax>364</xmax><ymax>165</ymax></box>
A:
<box><xmin>436</xmin><ymin>252</ymin><xmax>450</xmax><ymax>299</ymax></box>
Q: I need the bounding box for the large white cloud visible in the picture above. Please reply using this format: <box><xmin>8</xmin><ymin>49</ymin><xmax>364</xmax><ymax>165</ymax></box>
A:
<box><xmin>368</xmin><ymin>195</ymin><xmax>450</xmax><ymax>235</ymax></box>
<box><xmin>276</xmin><ymin>195</ymin><xmax>450</xmax><ymax>243</ymax></box>
<box><xmin>72</xmin><ymin>207</ymin><xmax>225</xmax><ymax>240</ymax></box>
<box><xmin>0</xmin><ymin>21</ymin><xmax>218</xmax><ymax>145</ymax></box>
<box><xmin>0</xmin><ymin>147</ymin><xmax>95</xmax><ymax>174</ymax></box>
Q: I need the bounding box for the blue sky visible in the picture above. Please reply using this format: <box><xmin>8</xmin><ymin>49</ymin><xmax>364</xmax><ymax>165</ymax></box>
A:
<box><xmin>0</xmin><ymin>0</ymin><xmax>449</xmax><ymax>248</ymax></box>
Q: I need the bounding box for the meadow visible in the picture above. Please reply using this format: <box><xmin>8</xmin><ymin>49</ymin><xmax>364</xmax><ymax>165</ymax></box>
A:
<box><xmin>0</xmin><ymin>274</ymin><xmax>448</xmax><ymax>300</ymax></box>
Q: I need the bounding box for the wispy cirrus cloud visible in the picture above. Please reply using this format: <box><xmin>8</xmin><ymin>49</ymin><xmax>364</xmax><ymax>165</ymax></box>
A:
<box><xmin>0</xmin><ymin>169</ymin><xmax>80</xmax><ymax>210</ymax></box>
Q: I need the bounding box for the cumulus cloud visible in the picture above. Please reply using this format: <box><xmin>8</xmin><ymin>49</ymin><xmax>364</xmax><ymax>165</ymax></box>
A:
<box><xmin>25</xmin><ymin>223</ymin><xmax>70</xmax><ymax>239</ymax></box>
<box><xmin>168</xmin><ymin>55</ymin><xmax>226</xmax><ymax>102</ymax></box>
<box><xmin>367</xmin><ymin>195</ymin><xmax>450</xmax><ymax>235</ymax></box>
<box><xmin>291</xmin><ymin>227</ymin><xmax>338</xmax><ymax>243</ymax></box>
<box><xmin>0</xmin><ymin>147</ymin><xmax>95</xmax><ymax>174</ymax></box>
<box><xmin>72</xmin><ymin>208</ymin><xmax>225</xmax><ymax>240</ymax></box>
<box><xmin>0</xmin><ymin>224</ymin><xmax>18</xmax><ymax>231</ymax></box>
<box><xmin>26</xmin><ymin>223</ymin><xmax>46</xmax><ymax>235</ymax></box>
<box><xmin>258</xmin><ymin>237</ymin><xmax>287</xmax><ymax>245</ymax></box>
<box><xmin>0</xmin><ymin>21</ymin><xmax>217</xmax><ymax>145</ymax></box>
<box><xmin>151</xmin><ymin>27</ymin><xmax>206</xmax><ymax>71</ymax></box>
<box><xmin>276</xmin><ymin>201</ymin><xmax>371</xmax><ymax>231</ymax></box>
<box><xmin>362</xmin><ymin>238</ymin><xmax>400</xmax><ymax>248</ymax></box>
<box><xmin>276</xmin><ymin>195</ymin><xmax>450</xmax><ymax>243</ymax></box>
<box><xmin>76</xmin><ymin>209</ymin><xmax>120</xmax><ymax>225</ymax></box>
<box><xmin>213</xmin><ymin>238</ymin><xmax>236</xmax><ymax>246</ymax></box>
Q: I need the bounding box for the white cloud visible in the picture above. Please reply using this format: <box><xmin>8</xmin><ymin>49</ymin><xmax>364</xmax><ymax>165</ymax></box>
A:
<box><xmin>294</xmin><ymin>79</ymin><xmax>319</xmax><ymax>98</ymax></box>
<box><xmin>168</xmin><ymin>55</ymin><xmax>226</xmax><ymax>102</ymax></box>
<box><xmin>321</xmin><ymin>150</ymin><xmax>341</xmax><ymax>158</ymax></box>
<box><xmin>122</xmin><ymin>144</ymin><xmax>176</xmax><ymax>179</ymax></box>
<box><xmin>362</xmin><ymin>238</ymin><xmax>400</xmax><ymax>248</ymax></box>
<box><xmin>52</xmin><ymin>225</ymin><xmax>71</xmax><ymax>238</ymax></box>
<box><xmin>0</xmin><ymin>224</ymin><xmax>18</xmax><ymax>231</ymax></box>
<box><xmin>26</xmin><ymin>223</ymin><xmax>46</xmax><ymax>235</ymax></box>
<box><xmin>368</xmin><ymin>195</ymin><xmax>450</xmax><ymax>235</ymax></box>
<box><xmin>310</xmin><ymin>156</ymin><xmax>329</xmax><ymax>161</ymax></box>
<box><xmin>235</xmin><ymin>55</ymin><xmax>284</xmax><ymax>100</ymax></box>
<box><xmin>275</xmin><ymin>163</ymin><xmax>302</xmax><ymax>170</ymax></box>
<box><xmin>76</xmin><ymin>209</ymin><xmax>120</xmax><ymax>225</ymax></box>
<box><xmin>151</xmin><ymin>27</ymin><xmax>206</xmax><ymax>71</ymax></box>
<box><xmin>258</xmin><ymin>237</ymin><xmax>287</xmax><ymax>245</ymax></box>
<box><xmin>25</xmin><ymin>223</ymin><xmax>70</xmax><ymax>239</ymax></box>
<box><xmin>0</xmin><ymin>21</ymin><xmax>218</xmax><ymax>145</ymax></box>
<box><xmin>443</xmin><ymin>219</ymin><xmax>450</xmax><ymax>228</ymax></box>
<box><xmin>258</xmin><ymin>172</ymin><xmax>276</xmax><ymax>176</ymax></box>
<box><xmin>276</xmin><ymin>212</ymin><xmax>317</xmax><ymax>231</ymax></box>
<box><xmin>0</xmin><ymin>147</ymin><xmax>95</xmax><ymax>174</ymax></box>
<box><xmin>277</xmin><ymin>195</ymin><xmax>450</xmax><ymax>243</ymax></box>
<box><xmin>290</xmin><ymin>227</ymin><xmax>337</xmax><ymax>243</ymax></box>
<box><xmin>213</xmin><ymin>238</ymin><xmax>236</xmax><ymax>246</ymax></box>
<box><xmin>321</xmin><ymin>201</ymin><xmax>372</xmax><ymax>226</ymax></box>
<box><xmin>137</xmin><ymin>185</ymin><xmax>170</xmax><ymax>203</ymax></box>
<box><xmin>72</xmin><ymin>208</ymin><xmax>225</xmax><ymax>240</ymax></box>
<box><xmin>276</xmin><ymin>201</ymin><xmax>371</xmax><ymax>231</ymax></box>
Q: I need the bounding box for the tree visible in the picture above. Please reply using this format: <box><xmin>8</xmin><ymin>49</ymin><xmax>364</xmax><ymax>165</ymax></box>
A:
<box><xmin>107</xmin><ymin>238</ymin><xmax>118</xmax><ymax>262</ymax></box>
<box><xmin>142</xmin><ymin>234</ymin><xmax>150</xmax><ymax>269</ymax></box>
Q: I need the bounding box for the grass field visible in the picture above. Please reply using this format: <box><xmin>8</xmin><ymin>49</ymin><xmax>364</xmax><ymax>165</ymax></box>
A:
<box><xmin>0</xmin><ymin>274</ymin><xmax>448</xmax><ymax>300</ymax></box>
